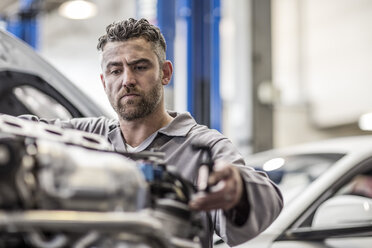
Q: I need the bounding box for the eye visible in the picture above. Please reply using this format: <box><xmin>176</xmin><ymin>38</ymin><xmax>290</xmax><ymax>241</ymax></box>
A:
<box><xmin>134</xmin><ymin>65</ymin><xmax>148</xmax><ymax>71</ymax></box>
<box><xmin>110</xmin><ymin>69</ymin><xmax>122</xmax><ymax>75</ymax></box>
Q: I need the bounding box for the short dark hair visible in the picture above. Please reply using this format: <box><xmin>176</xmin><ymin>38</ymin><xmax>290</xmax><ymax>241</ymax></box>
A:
<box><xmin>97</xmin><ymin>18</ymin><xmax>166</xmax><ymax>64</ymax></box>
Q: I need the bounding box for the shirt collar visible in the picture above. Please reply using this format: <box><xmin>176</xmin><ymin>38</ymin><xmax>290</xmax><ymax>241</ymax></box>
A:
<box><xmin>157</xmin><ymin>111</ymin><xmax>197</xmax><ymax>137</ymax></box>
<box><xmin>106</xmin><ymin>111</ymin><xmax>196</xmax><ymax>152</ymax></box>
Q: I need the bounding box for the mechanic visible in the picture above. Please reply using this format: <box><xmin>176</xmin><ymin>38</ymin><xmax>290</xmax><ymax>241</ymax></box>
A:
<box><xmin>22</xmin><ymin>18</ymin><xmax>283</xmax><ymax>248</ymax></box>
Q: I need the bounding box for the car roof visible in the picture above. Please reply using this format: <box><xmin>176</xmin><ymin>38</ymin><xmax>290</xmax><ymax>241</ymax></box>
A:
<box><xmin>246</xmin><ymin>135</ymin><xmax>372</xmax><ymax>162</ymax></box>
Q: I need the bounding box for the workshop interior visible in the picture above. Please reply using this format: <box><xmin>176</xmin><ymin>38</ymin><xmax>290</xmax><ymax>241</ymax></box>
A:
<box><xmin>1</xmin><ymin>0</ymin><xmax>372</xmax><ymax>248</ymax></box>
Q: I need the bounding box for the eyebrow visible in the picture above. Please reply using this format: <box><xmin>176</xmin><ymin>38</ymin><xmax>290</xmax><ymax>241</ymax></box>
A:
<box><xmin>106</xmin><ymin>61</ymin><xmax>123</xmax><ymax>69</ymax></box>
<box><xmin>127</xmin><ymin>58</ymin><xmax>151</xmax><ymax>66</ymax></box>
<box><xmin>105</xmin><ymin>58</ymin><xmax>152</xmax><ymax>71</ymax></box>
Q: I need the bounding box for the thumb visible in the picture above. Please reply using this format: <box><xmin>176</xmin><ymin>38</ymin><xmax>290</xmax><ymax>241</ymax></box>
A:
<box><xmin>208</xmin><ymin>166</ymin><xmax>233</xmax><ymax>185</ymax></box>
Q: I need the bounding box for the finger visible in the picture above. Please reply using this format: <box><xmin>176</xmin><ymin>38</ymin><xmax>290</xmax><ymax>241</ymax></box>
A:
<box><xmin>209</xmin><ymin>166</ymin><xmax>239</xmax><ymax>192</ymax></box>
<box><xmin>190</xmin><ymin>191</ymin><xmax>238</xmax><ymax>211</ymax></box>
<box><xmin>190</xmin><ymin>200</ymin><xmax>236</xmax><ymax>211</ymax></box>
<box><xmin>190</xmin><ymin>182</ymin><xmax>239</xmax><ymax>211</ymax></box>
<box><xmin>211</xmin><ymin>169</ymin><xmax>243</xmax><ymax>208</ymax></box>
<box><xmin>189</xmin><ymin>193</ymin><xmax>236</xmax><ymax>211</ymax></box>
<box><xmin>191</xmin><ymin>165</ymin><xmax>244</xmax><ymax>211</ymax></box>
<box><xmin>208</xmin><ymin>166</ymin><xmax>233</xmax><ymax>186</ymax></box>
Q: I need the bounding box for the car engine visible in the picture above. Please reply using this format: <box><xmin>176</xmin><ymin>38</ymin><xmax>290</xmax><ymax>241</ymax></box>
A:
<box><xmin>0</xmin><ymin>114</ymin><xmax>203</xmax><ymax>248</ymax></box>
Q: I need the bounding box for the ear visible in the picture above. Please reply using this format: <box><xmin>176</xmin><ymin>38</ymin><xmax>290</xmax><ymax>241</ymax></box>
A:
<box><xmin>161</xmin><ymin>61</ymin><xmax>173</xmax><ymax>86</ymax></box>
<box><xmin>100</xmin><ymin>74</ymin><xmax>106</xmax><ymax>90</ymax></box>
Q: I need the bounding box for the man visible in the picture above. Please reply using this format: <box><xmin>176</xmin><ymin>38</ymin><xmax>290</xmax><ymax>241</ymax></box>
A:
<box><xmin>24</xmin><ymin>18</ymin><xmax>283</xmax><ymax>247</ymax></box>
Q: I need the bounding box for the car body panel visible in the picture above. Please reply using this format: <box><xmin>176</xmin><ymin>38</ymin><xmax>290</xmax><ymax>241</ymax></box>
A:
<box><xmin>216</xmin><ymin>135</ymin><xmax>372</xmax><ymax>248</ymax></box>
<box><xmin>0</xmin><ymin>29</ymin><xmax>109</xmax><ymax>118</ymax></box>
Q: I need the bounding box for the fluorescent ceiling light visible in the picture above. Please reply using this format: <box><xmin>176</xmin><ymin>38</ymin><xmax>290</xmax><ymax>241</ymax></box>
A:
<box><xmin>58</xmin><ymin>0</ymin><xmax>97</xmax><ymax>20</ymax></box>
<box><xmin>358</xmin><ymin>112</ymin><xmax>372</xmax><ymax>131</ymax></box>
<box><xmin>263</xmin><ymin>158</ymin><xmax>285</xmax><ymax>171</ymax></box>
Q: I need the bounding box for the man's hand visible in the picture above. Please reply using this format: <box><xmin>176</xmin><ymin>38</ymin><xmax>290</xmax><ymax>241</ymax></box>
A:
<box><xmin>189</xmin><ymin>162</ymin><xmax>244</xmax><ymax>211</ymax></box>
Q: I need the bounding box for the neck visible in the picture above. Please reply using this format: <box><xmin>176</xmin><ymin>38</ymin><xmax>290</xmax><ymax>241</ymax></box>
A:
<box><xmin>119</xmin><ymin>107</ymin><xmax>173</xmax><ymax>147</ymax></box>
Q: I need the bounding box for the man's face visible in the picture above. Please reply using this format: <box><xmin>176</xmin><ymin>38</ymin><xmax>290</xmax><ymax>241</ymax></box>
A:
<box><xmin>100</xmin><ymin>38</ymin><xmax>164</xmax><ymax>121</ymax></box>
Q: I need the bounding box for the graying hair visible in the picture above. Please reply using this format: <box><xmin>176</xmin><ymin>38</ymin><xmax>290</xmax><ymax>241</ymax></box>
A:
<box><xmin>97</xmin><ymin>18</ymin><xmax>166</xmax><ymax>65</ymax></box>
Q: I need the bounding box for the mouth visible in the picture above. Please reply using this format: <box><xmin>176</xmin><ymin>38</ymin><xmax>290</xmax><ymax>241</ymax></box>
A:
<box><xmin>121</xmin><ymin>93</ymin><xmax>140</xmax><ymax>98</ymax></box>
<box><xmin>119</xmin><ymin>93</ymin><xmax>141</xmax><ymax>103</ymax></box>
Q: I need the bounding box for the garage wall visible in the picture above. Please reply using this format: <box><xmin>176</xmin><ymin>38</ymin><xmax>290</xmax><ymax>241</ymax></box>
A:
<box><xmin>272</xmin><ymin>0</ymin><xmax>372</xmax><ymax>147</ymax></box>
<box><xmin>304</xmin><ymin>0</ymin><xmax>372</xmax><ymax>128</ymax></box>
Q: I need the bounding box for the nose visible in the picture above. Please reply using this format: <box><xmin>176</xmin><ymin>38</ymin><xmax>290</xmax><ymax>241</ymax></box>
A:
<box><xmin>122</xmin><ymin>68</ymin><xmax>136</xmax><ymax>87</ymax></box>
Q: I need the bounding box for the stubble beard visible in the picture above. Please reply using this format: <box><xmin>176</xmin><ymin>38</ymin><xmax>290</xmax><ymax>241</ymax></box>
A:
<box><xmin>113</xmin><ymin>81</ymin><xmax>163</xmax><ymax>121</ymax></box>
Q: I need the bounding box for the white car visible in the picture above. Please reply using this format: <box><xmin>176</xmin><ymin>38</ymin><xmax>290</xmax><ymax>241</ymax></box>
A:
<box><xmin>216</xmin><ymin>135</ymin><xmax>372</xmax><ymax>248</ymax></box>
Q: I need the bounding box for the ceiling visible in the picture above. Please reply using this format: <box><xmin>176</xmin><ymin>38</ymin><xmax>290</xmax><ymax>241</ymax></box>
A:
<box><xmin>0</xmin><ymin>0</ymin><xmax>67</xmax><ymax>17</ymax></box>
<box><xmin>0</xmin><ymin>0</ymin><xmax>18</xmax><ymax>16</ymax></box>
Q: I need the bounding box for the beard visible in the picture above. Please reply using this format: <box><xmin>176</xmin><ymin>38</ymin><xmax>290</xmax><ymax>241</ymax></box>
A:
<box><xmin>112</xmin><ymin>80</ymin><xmax>163</xmax><ymax>121</ymax></box>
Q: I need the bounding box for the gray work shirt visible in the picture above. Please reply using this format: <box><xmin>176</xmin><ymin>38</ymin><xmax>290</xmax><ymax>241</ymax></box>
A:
<box><xmin>22</xmin><ymin>111</ymin><xmax>283</xmax><ymax>248</ymax></box>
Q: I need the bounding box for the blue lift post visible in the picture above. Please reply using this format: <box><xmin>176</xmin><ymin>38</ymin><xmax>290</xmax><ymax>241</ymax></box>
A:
<box><xmin>157</xmin><ymin>0</ymin><xmax>176</xmax><ymax>109</ymax></box>
<box><xmin>176</xmin><ymin>0</ymin><xmax>221</xmax><ymax>130</ymax></box>
<box><xmin>6</xmin><ymin>0</ymin><xmax>40</xmax><ymax>49</ymax></box>
<box><xmin>192</xmin><ymin>0</ymin><xmax>210</xmax><ymax>127</ymax></box>
<box><xmin>157</xmin><ymin>0</ymin><xmax>176</xmax><ymax>87</ymax></box>
<box><xmin>176</xmin><ymin>0</ymin><xmax>194</xmax><ymax>120</ymax></box>
<box><xmin>209</xmin><ymin>0</ymin><xmax>221</xmax><ymax>131</ymax></box>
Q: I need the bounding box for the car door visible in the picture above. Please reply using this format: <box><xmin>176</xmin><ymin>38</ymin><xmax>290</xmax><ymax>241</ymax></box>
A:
<box><xmin>271</xmin><ymin>157</ymin><xmax>372</xmax><ymax>248</ymax></box>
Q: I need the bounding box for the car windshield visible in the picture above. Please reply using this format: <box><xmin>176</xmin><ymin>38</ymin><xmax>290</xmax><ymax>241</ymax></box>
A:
<box><xmin>246</xmin><ymin>153</ymin><xmax>345</xmax><ymax>204</ymax></box>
